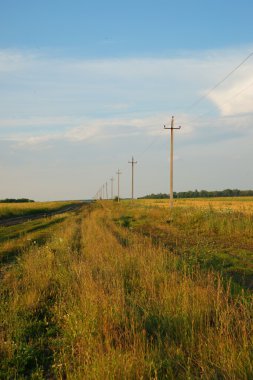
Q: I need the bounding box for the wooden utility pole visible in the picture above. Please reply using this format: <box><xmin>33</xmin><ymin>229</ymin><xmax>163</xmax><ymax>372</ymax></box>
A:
<box><xmin>110</xmin><ymin>177</ymin><xmax>114</xmax><ymax>200</ymax></box>
<box><xmin>128</xmin><ymin>156</ymin><xmax>137</xmax><ymax>200</ymax></box>
<box><xmin>164</xmin><ymin>116</ymin><xmax>181</xmax><ymax>208</ymax></box>
<box><xmin>116</xmin><ymin>169</ymin><xmax>122</xmax><ymax>202</ymax></box>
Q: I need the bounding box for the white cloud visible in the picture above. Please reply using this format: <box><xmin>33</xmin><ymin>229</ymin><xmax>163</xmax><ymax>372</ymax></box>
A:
<box><xmin>0</xmin><ymin>116</ymin><xmax>74</xmax><ymax>128</ymax></box>
<box><xmin>3</xmin><ymin>114</ymin><xmax>171</xmax><ymax>147</ymax></box>
<box><xmin>207</xmin><ymin>58</ymin><xmax>253</xmax><ymax>116</ymax></box>
<box><xmin>0</xmin><ymin>50</ymin><xmax>37</xmax><ymax>72</ymax></box>
<box><xmin>1</xmin><ymin>47</ymin><xmax>253</xmax><ymax>124</ymax></box>
<box><xmin>16</xmin><ymin>134</ymin><xmax>58</xmax><ymax>148</ymax></box>
<box><xmin>209</xmin><ymin>81</ymin><xmax>253</xmax><ymax>116</ymax></box>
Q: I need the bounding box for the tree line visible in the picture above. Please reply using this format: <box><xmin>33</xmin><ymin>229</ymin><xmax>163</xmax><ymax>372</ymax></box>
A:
<box><xmin>139</xmin><ymin>189</ymin><xmax>253</xmax><ymax>199</ymax></box>
<box><xmin>0</xmin><ymin>198</ymin><xmax>35</xmax><ymax>203</ymax></box>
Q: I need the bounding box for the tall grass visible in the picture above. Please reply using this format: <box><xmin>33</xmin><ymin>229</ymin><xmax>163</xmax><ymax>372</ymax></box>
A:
<box><xmin>0</xmin><ymin>203</ymin><xmax>252</xmax><ymax>379</ymax></box>
<box><xmin>114</xmin><ymin>200</ymin><xmax>253</xmax><ymax>290</ymax></box>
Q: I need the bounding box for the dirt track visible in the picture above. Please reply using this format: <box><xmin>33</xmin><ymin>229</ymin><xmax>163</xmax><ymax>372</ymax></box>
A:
<box><xmin>0</xmin><ymin>203</ymin><xmax>85</xmax><ymax>227</ymax></box>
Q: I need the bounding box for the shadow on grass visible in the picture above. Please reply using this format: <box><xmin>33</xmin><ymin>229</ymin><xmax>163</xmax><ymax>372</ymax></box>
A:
<box><xmin>0</xmin><ymin>218</ymin><xmax>65</xmax><ymax>267</ymax></box>
<box><xmin>0</xmin><ymin>217</ymin><xmax>66</xmax><ymax>244</ymax></box>
<box><xmin>1</xmin><ymin>280</ymin><xmax>61</xmax><ymax>380</ymax></box>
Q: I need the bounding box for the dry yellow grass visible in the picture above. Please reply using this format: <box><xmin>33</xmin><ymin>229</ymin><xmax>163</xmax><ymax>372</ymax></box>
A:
<box><xmin>0</xmin><ymin>200</ymin><xmax>79</xmax><ymax>218</ymax></box>
<box><xmin>141</xmin><ymin>197</ymin><xmax>253</xmax><ymax>214</ymax></box>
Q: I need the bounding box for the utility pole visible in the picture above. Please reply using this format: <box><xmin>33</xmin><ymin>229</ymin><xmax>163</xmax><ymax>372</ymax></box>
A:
<box><xmin>102</xmin><ymin>184</ymin><xmax>105</xmax><ymax>199</ymax></box>
<box><xmin>164</xmin><ymin>116</ymin><xmax>181</xmax><ymax>208</ymax></box>
<box><xmin>110</xmin><ymin>177</ymin><xmax>114</xmax><ymax>200</ymax></box>
<box><xmin>116</xmin><ymin>169</ymin><xmax>122</xmax><ymax>202</ymax></box>
<box><xmin>128</xmin><ymin>156</ymin><xmax>137</xmax><ymax>200</ymax></box>
<box><xmin>106</xmin><ymin>181</ymin><xmax>108</xmax><ymax>199</ymax></box>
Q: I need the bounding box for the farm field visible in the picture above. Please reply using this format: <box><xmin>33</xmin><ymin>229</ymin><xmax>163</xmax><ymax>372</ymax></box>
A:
<box><xmin>135</xmin><ymin>198</ymin><xmax>253</xmax><ymax>289</ymax></box>
<box><xmin>144</xmin><ymin>196</ymin><xmax>253</xmax><ymax>214</ymax></box>
<box><xmin>0</xmin><ymin>201</ymin><xmax>82</xmax><ymax>220</ymax></box>
<box><xmin>0</xmin><ymin>199</ymin><xmax>253</xmax><ymax>379</ymax></box>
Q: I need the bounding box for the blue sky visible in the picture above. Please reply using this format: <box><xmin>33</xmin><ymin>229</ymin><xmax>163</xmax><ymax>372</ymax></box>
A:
<box><xmin>1</xmin><ymin>0</ymin><xmax>253</xmax><ymax>54</ymax></box>
<box><xmin>0</xmin><ymin>1</ymin><xmax>253</xmax><ymax>200</ymax></box>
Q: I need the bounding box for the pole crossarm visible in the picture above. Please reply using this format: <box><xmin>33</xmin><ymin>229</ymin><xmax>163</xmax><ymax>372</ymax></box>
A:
<box><xmin>128</xmin><ymin>157</ymin><xmax>137</xmax><ymax>165</ymax></box>
<box><xmin>164</xmin><ymin>115</ymin><xmax>181</xmax><ymax>130</ymax></box>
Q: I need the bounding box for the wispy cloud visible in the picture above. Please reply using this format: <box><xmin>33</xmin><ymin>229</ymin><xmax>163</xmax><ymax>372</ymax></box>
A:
<box><xmin>0</xmin><ymin>116</ymin><xmax>74</xmax><ymax>128</ymax></box>
<box><xmin>2</xmin><ymin>114</ymin><xmax>170</xmax><ymax>147</ymax></box>
<box><xmin>1</xmin><ymin>47</ymin><xmax>253</xmax><ymax>150</ymax></box>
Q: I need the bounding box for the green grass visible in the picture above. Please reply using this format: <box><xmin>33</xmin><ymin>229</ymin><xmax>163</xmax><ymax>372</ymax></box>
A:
<box><xmin>0</xmin><ymin>216</ymin><xmax>66</xmax><ymax>266</ymax></box>
<box><xmin>112</xmin><ymin>200</ymin><xmax>253</xmax><ymax>290</ymax></box>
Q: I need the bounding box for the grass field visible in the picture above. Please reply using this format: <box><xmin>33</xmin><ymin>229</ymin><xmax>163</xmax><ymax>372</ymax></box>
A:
<box><xmin>0</xmin><ymin>199</ymin><xmax>252</xmax><ymax>379</ymax></box>
<box><xmin>144</xmin><ymin>197</ymin><xmax>253</xmax><ymax>214</ymax></box>
<box><xmin>124</xmin><ymin>198</ymin><xmax>253</xmax><ymax>290</ymax></box>
<box><xmin>0</xmin><ymin>201</ymin><xmax>81</xmax><ymax>219</ymax></box>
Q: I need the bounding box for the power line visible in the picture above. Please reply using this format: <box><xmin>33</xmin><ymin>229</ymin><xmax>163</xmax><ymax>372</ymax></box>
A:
<box><xmin>138</xmin><ymin>130</ymin><xmax>164</xmax><ymax>158</ymax></box>
<box><xmin>188</xmin><ymin>78</ymin><xmax>253</xmax><ymax>125</ymax></box>
<box><xmin>186</xmin><ymin>51</ymin><xmax>253</xmax><ymax>111</ymax></box>
<box><xmin>93</xmin><ymin>52</ymin><xmax>253</xmax><ymax>199</ymax></box>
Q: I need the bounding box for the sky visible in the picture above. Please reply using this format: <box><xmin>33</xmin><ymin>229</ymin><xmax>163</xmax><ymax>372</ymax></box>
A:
<box><xmin>0</xmin><ymin>0</ymin><xmax>253</xmax><ymax>200</ymax></box>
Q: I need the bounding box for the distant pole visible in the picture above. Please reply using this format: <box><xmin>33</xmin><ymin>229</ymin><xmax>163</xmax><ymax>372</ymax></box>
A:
<box><xmin>164</xmin><ymin>116</ymin><xmax>181</xmax><ymax>208</ymax></box>
<box><xmin>128</xmin><ymin>156</ymin><xmax>137</xmax><ymax>200</ymax></box>
<box><xmin>102</xmin><ymin>184</ymin><xmax>105</xmax><ymax>199</ymax></box>
<box><xmin>110</xmin><ymin>177</ymin><xmax>114</xmax><ymax>200</ymax></box>
<box><xmin>106</xmin><ymin>181</ymin><xmax>108</xmax><ymax>199</ymax></box>
<box><xmin>116</xmin><ymin>169</ymin><xmax>122</xmax><ymax>202</ymax></box>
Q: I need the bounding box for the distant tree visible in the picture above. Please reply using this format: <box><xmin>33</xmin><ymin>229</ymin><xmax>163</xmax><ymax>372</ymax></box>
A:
<box><xmin>139</xmin><ymin>189</ymin><xmax>253</xmax><ymax>199</ymax></box>
<box><xmin>0</xmin><ymin>198</ymin><xmax>34</xmax><ymax>203</ymax></box>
